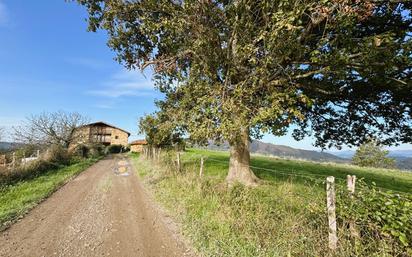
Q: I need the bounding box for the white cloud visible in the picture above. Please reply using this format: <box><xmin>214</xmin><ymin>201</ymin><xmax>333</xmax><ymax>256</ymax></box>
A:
<box><xmin>65</xmin><ymin>57</ymin><xmax>107</xmax><ymax>70</ymax></box>
<box><xmin>0</xmin><ymin>1</ymin><xmax>9</xmax><ymax>27</ymax></box>
<box><xmin>87</xmin><ymin>69</ymin><xmax>155</xmax><ymax>98</ymax></box>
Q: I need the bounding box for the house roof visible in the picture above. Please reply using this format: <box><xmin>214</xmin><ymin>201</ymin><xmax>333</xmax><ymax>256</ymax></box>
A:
<box><xmin>82</xmin><ymin>121</ymin><xmax>131</xmax><ymax>136</ymax></box>
<box><xmin>130</xmin><ymin>139</ymin><xmax>148</xmax><ymax>145</ymax></box>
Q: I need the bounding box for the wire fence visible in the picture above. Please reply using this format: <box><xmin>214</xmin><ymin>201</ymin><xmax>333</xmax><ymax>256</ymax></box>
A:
<box><xmin>140</xmin><ymin>146</ymin><xmax>412</xmax><ymax>255</ymax></box>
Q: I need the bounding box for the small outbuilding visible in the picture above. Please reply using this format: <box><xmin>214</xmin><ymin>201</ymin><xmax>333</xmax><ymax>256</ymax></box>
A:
<box><xmin>130</xmin><ymin>139</ymin><xmax>148</xmax><ymax>153</ymax></box>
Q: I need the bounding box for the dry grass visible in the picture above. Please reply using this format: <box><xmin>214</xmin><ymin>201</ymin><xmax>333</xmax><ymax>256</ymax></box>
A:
<box><xmin>129</xmin><ymin>149</ymin><xmax>412</xmax><ymax>257</ymax></box>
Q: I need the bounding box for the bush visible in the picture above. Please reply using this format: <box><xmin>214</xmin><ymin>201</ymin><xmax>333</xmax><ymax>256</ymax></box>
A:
<box><xmin>72</xmin><ymin>144</ymin><xmax>89</xmax><ymax>158</ymax></box>
<box><xmin>0</xmin><ymin>144</ymin><xmax>101</xmax><ymax>187</ymax></box>
<box><xmin>337</xmin><ymin>180</ymin><xmax>412</xmax><ymax>255</ymax></box>
<box><xmin>13</xmin><ymin>145</ymin><xmax>38</xmax><ymax>159</ymax></box>
<box><xmin>72</xmin><ymin>143</ymin><xmax>105</xmax><ymax>159</ymax></box>
<box><xmin>0</xmin><ymin>159</ymin><xmax>59</xmax><ymax>187</ymax></box>
<box><xmin>105</xmin><ymin>144</ymin><xmax>124</xmax><ymax>154</ymax></box>
<box><xmin>45</xmin><ymin>145</ymin><xmax>70</xmax><ymax>165</ymax></box>
<box><xmin>89</xmin><ymin>144</ymin><xmax>105</xmax><ymax>157</ymax></box>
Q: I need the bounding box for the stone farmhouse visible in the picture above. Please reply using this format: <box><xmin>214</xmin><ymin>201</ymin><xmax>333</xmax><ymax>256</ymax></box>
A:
<box><xmin>71</xmin><ymin>121</ymin><xmax>130</xmax><ymax>148</ymax></box>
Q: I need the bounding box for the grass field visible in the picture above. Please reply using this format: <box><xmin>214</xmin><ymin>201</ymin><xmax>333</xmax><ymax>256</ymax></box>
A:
<box><xmin>185</xmin><ymin>148</ymin><xmax>412</xmax><ymax>193</ymax></box>
<box><xmin>0</xmin><ymin>158</ymin><xmax>99</xmax><ymax>230</ymax></box>
<box><xmin>130</xmin><ymin>149</ymin><xmax>412</xmax><ymax>257</ymax></box>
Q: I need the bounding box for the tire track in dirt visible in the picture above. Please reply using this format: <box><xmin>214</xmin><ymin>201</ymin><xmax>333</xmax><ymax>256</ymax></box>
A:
<box><xmin>0</xmin><ymin>155</ymin><xmax>193</xmax><ymax>257</ymax></box>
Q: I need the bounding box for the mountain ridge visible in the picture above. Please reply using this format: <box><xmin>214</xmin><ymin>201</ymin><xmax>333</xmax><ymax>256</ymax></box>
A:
<box><xmin>206</xmin><ymin>140</ymin><xmax>348</xmax><ymax>163</ymax></box>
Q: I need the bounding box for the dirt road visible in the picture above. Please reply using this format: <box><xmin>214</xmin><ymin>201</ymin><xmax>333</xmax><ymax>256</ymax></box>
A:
<box><xmin>0</xmin><ymin>156</ymin><xmax>192</xmax><ymax>257</ymax></box>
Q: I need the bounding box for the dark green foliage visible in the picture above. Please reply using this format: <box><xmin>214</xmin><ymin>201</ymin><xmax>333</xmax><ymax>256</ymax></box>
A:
<box><xmin>337</xmin><ymin>180</ymin><xmax>412</xmax><ymax>255</ymax></box>
<box><xmin>76</xmin><ymin>0</ymin><xmax>412</xmax><ymax>150</ymax></box>
<box><xmin>105</xmin><ymin>144</ymin><xmax>124</xmax><ymax>154</ymax></box>
<box><xmin>73</xmin><ymin>144</ymin><xmax>90</xmax><ymax>158</ymax></box>
<box><xmin>138</xmin><ymin>113</ymin><xmax>184</xmax><ymax>148</ymax></box>
<box><xmin>89</xmin><ymin>143</ymin><xmax>105</xmax><ymax>157</ymax></box>
<box><xmin>73</xmin><ymin>143</ymin><xmax>105</xmax><ymax>158</ymax></box>
<box><xmin>352</xmin><ymin>140</ymin><xmax>396</xmax><ymax>169</ymax></box>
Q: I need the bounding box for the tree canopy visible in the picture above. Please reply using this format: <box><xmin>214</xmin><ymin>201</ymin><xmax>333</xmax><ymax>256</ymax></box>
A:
<box><xmin>138</xmin><ymin>113</ymin><xmax>184</xmax><ymax>147</ymax></box>
<box><xmin>77</xmin><ymin>0</ymin><xmax>412</xmax><ymax>184</ymax></box>
<box><xmin>352</xmin><ymin>139</ymin><xmax>396</xmax><ymax>169</ymax></box>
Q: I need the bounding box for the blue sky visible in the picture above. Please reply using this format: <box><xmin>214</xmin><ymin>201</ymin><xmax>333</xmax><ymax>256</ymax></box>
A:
<box><xmin>0</xmin><ymin>0</ymin><xmax>410</xmax><ymax>151</ymax></box>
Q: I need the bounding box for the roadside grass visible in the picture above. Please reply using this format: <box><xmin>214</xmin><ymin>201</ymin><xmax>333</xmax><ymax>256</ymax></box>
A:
<box><xmin>130</xmin><ymin>149</ymin><xmax>412</xmax><ymax>257</ymax></box>
<box><xmin>0</xmin><ymin>158</ymin><xmax>99</xmax><ymax>229</ymax></box>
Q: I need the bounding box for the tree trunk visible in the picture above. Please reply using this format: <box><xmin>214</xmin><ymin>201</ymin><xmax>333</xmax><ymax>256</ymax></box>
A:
<box><xmin>226</xmin><ymin>129</ymin><xmax>259</xmax><ymax>186</ymax></box>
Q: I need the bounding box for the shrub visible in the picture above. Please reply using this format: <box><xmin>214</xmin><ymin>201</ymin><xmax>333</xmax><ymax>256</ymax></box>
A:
<box><xmin>336</xmin><ymin>180</ymin><xmax>412</xmax><ymax>255</ymax></box>
<box><xmin>44</xmin><ymin>145</ymin><xmax>70</xmax><ymax>165</ymax></box>
<box><xmin>71</xmin><ymin>143</ymin><xmax>105</xmax><ymax>159</ymax></box>
<box><xmin>72</xmin><ymin>144</ymin><xmax>89</xmax><ymax>158</ymax></box>
<box><xmin>105</xmin><ymin>144</ymin><xmax>124</xmax><ymax>154</ymax></box>
<box><xmin>89</xmin><ymin>144</ymin><xmax>105</xmax><ymax>157</ymax></box>
<box><xmin>0</xmin><ymin>159</ymin><xmax>59</xmax><ymax>187</ymax></box>
<box><xmin>13</xmin><ymin>145</ymin><xmax>38</xmax><ymax>159</ymax></box>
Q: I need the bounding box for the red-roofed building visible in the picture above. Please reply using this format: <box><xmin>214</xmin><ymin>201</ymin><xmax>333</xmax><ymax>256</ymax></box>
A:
<box><xmin>130</xmin><ymin>139</ymin><xmax>148</xmax><ymax>153</ymax></box>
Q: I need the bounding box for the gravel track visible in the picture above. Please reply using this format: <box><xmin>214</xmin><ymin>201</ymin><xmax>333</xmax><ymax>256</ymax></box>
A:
<box><xmin>0</xmin><ymin>155</ymin><xmax>192</xmax><ymax>257</ymax></box>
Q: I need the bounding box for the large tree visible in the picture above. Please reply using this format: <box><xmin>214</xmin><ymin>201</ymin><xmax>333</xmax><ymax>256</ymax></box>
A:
<box><xmin>13</xmin><ymin>111</ymin><xmax>89</xmax><ymax>148</ymax></box>
<box><xmin>76</xmin><ymin>0</ymin><xmax>411</xmax><ymax>185</ymax></box>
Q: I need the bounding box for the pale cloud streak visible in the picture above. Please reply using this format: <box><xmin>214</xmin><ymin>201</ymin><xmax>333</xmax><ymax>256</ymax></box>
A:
<box><xmin>87</xmin><ymin>69</ymin><xmax>155</xmax><ymax>98</ymax></box>
<box><xmin>65</xmin><ymin>57</ymin><xmax>107</xmax><ymax>70</ymax></box>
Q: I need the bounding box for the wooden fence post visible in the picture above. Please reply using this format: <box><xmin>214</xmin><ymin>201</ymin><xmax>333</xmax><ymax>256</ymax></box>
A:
<box><xmin>177</xmin><ymin>152</ymin><xmax>181</xmax><ymax>172</ymax></box>
<box><xmin>158</xmin><ymin>148</ymin><xmax>161</xmax><ymax>162</ymax></box>
<box><xmin>199</xmin><ymin>157</ymin><xmax>204</xmax><ymax>177</ymax></box>
<box><xmin>347</xmin><ymin>175</ymin><xmax>356</xmax><ymax>196</ymax></box>
<box><xmin>0</xmin><ymin>154</ymin><xmax>5</xmax><ymax>167</ymax></box>
<box><xmin>327</xmin><ymin>176</ymin><xmax>337</xmax><ymax>251</ymax></box>
<box><xmin>347</xmin><ymin>175</ymin><xmax>359</xmax><ymax>240</ymax></box>
<box><xmin>37</xmin><ymin>150</ymin><xmax>40</xmax><ymax>158</ymax></box>
<box><xmin>12</xmin><ymin>152</ymin><xmax>16</xmax><ymax>169</ymax></box>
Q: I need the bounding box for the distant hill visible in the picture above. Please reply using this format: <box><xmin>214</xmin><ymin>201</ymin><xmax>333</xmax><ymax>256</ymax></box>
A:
<box><xmin>0</xmin><ymin>142</ymin><xmax>23</xmax><ymax>152</ymax></box>
<box><xmin>395</xmin><ymin>157</ymin><xmax>412</xmax><ymax>171</ymax></box>
<box><xmin>327</xmin><ymin>150</ymin><xmax>355</xmax><ymax>159</ymax></box>
<box><xmin>329</xmin><ymin>149</ymin><xmax>412</xmax><ymax>171</ymax></box>
<box><xmin>206</xmin><ymin>140</ymin><xmax>348</xmax><ymax>163</ymax></box>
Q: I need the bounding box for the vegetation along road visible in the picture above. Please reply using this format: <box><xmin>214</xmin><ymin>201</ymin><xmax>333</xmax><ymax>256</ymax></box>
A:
<box><xmin>0</xmin><ymin>156</ymin><xmax>192</xmax><ymax>257</ymax></box>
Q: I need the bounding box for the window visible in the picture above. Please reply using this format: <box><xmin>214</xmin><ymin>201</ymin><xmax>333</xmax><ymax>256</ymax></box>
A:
<box><xmin>115</xmin><ymin>136</ymin><xmax>119</xmax><ymax>139</ymax></box>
